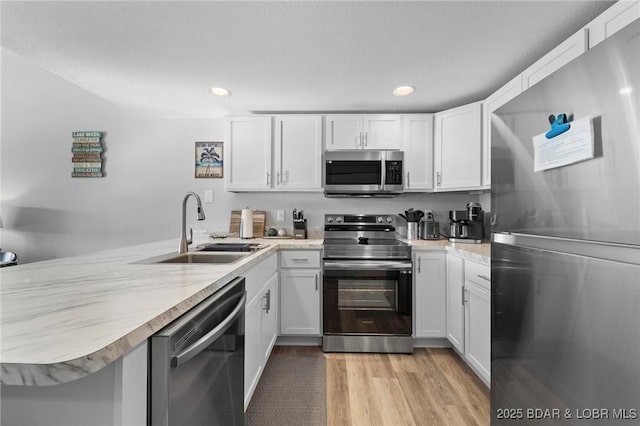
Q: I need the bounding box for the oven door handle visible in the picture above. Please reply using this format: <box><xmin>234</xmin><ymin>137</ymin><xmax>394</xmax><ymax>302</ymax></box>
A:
<box><xmin>171</xmin><ymin>292</ymin><xmax>246</xmax><ymax>368</ymax></box>
<box><xmin>323</xmin><ymin>260</ymin><xmax>412</xmax><ymax>271</ymax></box>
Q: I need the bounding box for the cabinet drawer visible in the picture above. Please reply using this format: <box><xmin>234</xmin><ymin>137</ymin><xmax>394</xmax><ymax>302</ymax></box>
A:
<box><xmin>464</xmin><ymin>259</ymin><xmax>491</xmax><ymax>289</ymax></box>
<box><xmin>280</xmin><ymin>250</ymin><xmax>320</xmax><ymax>268</ymax></box>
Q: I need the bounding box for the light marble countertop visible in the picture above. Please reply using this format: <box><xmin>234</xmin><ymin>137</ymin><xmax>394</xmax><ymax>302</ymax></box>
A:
<box><xmin>408</xmin><ymin>239</ymin><xmax>491</xmax><ymax>264</ymax></box>
<box><xmin>0</xmin><ymin>235</ymin><xmax>486</xmax><ymax>386</ymax></box>
<box><xmin>0</xmin><ymin>237</ymin><xmax>321</xmax><ymax>386</ymax></box>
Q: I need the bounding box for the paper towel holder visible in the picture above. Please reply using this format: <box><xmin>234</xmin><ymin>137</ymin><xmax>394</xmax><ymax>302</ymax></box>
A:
<box><xmin>240</xmin><ymin>207</ymin><xmax>254</xmax><ymax>239</ymax></box>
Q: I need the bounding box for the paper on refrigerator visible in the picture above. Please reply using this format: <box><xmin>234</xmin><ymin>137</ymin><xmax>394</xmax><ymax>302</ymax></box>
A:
<box><xmin>532</xmin><ymin>116</ymin><xmax>594</xmax><ymax>172</ymax></box>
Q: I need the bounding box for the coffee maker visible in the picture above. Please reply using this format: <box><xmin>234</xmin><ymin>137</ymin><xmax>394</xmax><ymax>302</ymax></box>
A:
<box><xmin>448</xmin><ymin>202</ymin><xmax>484</xmax><ymax>243</ymax></box>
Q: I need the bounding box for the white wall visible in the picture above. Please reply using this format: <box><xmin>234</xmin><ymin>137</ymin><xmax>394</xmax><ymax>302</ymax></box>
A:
<box><xmin>1</xmin><ymin>48</ymin><xmax>486</xmax><ymax>263</ymax></box>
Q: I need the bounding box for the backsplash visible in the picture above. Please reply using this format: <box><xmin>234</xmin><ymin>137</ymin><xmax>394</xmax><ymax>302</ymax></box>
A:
<box><xmin>191</xmin><ymin>190</ymin><xmax>489</xmax><ymax>239</ymax></box>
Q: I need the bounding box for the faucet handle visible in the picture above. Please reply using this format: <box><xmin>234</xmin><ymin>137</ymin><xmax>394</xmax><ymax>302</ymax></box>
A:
<box><xmin>187</xmin><ymin>228</ymin><xmax>193</xmax><ymax>245</ymax></box>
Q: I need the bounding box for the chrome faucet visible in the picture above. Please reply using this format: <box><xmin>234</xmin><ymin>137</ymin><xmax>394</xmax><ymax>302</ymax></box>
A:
<box><xmin>179</xmin><ymin>192</ymin><xmax>206</xmax><ymax>254</ymax></box>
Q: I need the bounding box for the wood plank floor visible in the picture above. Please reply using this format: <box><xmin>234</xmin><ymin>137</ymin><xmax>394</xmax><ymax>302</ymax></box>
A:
<box><xmin>274</xmin><ymin>346</ymin><xmax>490</xmax><ymax>426</ymax></box>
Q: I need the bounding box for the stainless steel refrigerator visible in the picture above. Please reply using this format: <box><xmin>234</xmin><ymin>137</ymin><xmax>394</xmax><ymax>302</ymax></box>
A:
<box><xmin>491</xmin><ymin>19</ymin><xmax>640</xmax><ymax>425</ymax></box>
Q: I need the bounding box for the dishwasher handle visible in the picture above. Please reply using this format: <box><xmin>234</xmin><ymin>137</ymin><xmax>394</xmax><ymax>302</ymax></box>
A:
<box><xmin>171</xmin><ymin>291</ymin><xmax>246</xmax><ymax>368</ymax></box>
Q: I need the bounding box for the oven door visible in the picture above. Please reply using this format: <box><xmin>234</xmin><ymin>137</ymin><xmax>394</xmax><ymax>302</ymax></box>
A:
<box><xmin>322</xmin><ymin>260</ymin><xmax>412</xmax><ymax>336</ymax></box>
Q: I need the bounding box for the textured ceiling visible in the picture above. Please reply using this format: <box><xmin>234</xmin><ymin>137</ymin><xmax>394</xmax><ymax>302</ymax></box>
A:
<box><xmin>1</xmin><ymin>1</ymin><xmax>615</xmax><ymax>118</ymax></box>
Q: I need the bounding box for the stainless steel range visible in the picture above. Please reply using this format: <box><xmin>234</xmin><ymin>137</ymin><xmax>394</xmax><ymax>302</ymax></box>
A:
<box><xmin>322</xmin><ymin>214</ymin><xmax>413</xmax><ymax>354</ymax></box>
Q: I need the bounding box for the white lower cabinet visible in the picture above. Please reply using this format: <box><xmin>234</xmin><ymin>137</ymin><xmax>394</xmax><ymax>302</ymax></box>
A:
<box><xmin>445</xmin><ymin>254</ymin><xmax>491</xmax><ymax>387</ymax></box>
<box><xmin>279</xmin><ymin>250</ymin><xmax>321</xmax><ymax>336</ymax></box>
<box><xmin>463</xmin><ymin>259</ymin><xmax>491</xmax><ymax>386</ymax></box>
<box><xmin>445</xmin><ymin>254</ymin><xmax>465</xmax><ymax>353</ymax></box>
<box><xmin>465</xmin><ymin>281</ymin><xmax>491</xmax><ymax>385</ymax></box>
<box><xmin>243</xmin><ymin>254</ymin><xmax>278</xmax><ymax>409</ymax></box>
<box><xmin>414</xmin><ymin>251</ymin><xmax>446</xmax><ymax>338</ymax></box>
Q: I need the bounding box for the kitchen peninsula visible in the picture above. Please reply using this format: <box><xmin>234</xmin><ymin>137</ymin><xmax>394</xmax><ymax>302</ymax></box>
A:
<box><xmin>1</xmin><ymin>236</ymin><xmax>488</xmax><ymax>425</ymax></box>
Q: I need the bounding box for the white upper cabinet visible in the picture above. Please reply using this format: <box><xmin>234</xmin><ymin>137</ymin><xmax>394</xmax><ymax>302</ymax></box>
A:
<box><xmin>274</xmin><ymin>115</ymin><xmax>322</xmax><ymax>191</ymax></box>
<box><xmin>363</xmin><ymin>115</ymin><xmax>402</xmax><ymax>149</ymax></box>
<box><xmin>587</xmin><ymin>0</ymin><xmax>639</xmax><ymax>49</ymax></box>
<box><xmin>325</xmin><ymin>114</ymin><xmax>402</xmax><ymax>150</ymax></box>
<box><xmin>482</xmin><ymin>75</ymin><xmax>523</xmax><ymax>188</ymax></box>
<box><xmin>402</xmin><ymin>114</ymin><xmax>434</xmax><ymax>191</ymax></box>
<box><xmin>434</xmin><ymin>101</ymin><xmax>483</xmax><ymax>191</ymax></box>
<box><xmin>522</xmin><ymin>29</ymin><xmax>588</xmax><ymax>89</ymax></box>
<box><xmin>226</xmin><ymin>115</ymin><xmax>322</xmax><ymax>192</ymax></box>
<box><xmin>225</xmin><ymin>116</ymin><xmax>272</xmax><ymax>191</ymax></box>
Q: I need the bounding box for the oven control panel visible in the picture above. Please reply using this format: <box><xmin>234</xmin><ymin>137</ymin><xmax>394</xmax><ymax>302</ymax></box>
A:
<box><xmin>325</xmin><ymin>214</ymin><xmax>395</xmax><ymax>226</ymax></box>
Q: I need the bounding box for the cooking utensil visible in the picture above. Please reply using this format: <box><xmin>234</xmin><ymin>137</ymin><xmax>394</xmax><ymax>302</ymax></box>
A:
<box><xmin>400</xmin><ymin>208</ymin><xmax>424</xmax><ymax>223</ymax></box>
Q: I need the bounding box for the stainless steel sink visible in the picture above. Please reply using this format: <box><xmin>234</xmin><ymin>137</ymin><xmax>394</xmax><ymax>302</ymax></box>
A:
<box><xmin>134</xmin><ymin>252</ymin><xmax>251</xmax><ymax>264</ymax></box>
<box><xmin>195</xmin><ymin>242</ymin><xmax>265</xmax><ymax>252</ymax></box>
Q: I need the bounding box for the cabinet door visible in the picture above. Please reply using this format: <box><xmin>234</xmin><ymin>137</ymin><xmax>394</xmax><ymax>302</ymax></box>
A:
<box><xmin>434</xmin><ymin>102</ymin><xmax>482</xmax><ymax>191</ymax></box>
<box><xmin>414</xmin><ymin>251</ymin><xmax>446</xmax><ymax>337</ymax></box>
<box><xmin>325</xmin><ymin>115</ymin><xmax>363</xmax><ymax>149</ymax></box>
<box><xmin>279</xmin><ymin>269</ymin><xmax>321</xmax><ymax>335</ymax></box>
<box><xmin>587</xmin><ymin>0</ymin><xmax>640</xmax><ymax>49</ymax></box>
<box><xmin>446</xmin><ymin>254</ymin><xmax>465</xmax><ymax>353</ymax></box>
<box><xmin>261</xmin><ymin>273</ymin><xmax>279</xmax><ymax>364</ymax></box>
<box><xmin>225</xmin><ymin>116</ymin><xmax>273</xmax><ymax>191</ymax></box>
<box><xmin>402</xmin><ymin>114</ymin><xmax>434</xmax><ymax>191</ymax></box>
<box><xmin>363</xmin><ymin>114</ymin><xmax>402</xmax><ymax>149</ymax></box>
<box><xmin>465</xmin><ymin>281</ymin><xmax>491</xmax><ymax>385</ymax></box>
<box><xmin>244</xmin><ymin>292</ymin><xmax>263</xmax><ymax>408</ymax></box>
<box><xmin>522</xmin><ymin>29</ymin><xmax>587</xmax><ymax>89</ymax></box>
<box><xmin>482</xmin><ymin>75</ymin><xmax>523</xmax><ymax>188</ymax></box>
<box><xmin>274</xmin><ymin>115</ymin><xmax>322</xmax><ymax>190</ymax></box>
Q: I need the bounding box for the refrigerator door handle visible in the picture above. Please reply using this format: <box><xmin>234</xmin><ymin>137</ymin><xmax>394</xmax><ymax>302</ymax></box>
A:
<box><xmin>492</xmin><ymin>232</ymin><xmax>640</xmax><ymax>266</ymax></box>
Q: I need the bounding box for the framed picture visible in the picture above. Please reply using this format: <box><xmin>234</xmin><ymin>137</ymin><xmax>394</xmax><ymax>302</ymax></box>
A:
<box><xmin>195</xmin><ymin>141</ymin><xmax>223</xmax><ymax>178</ymax></box>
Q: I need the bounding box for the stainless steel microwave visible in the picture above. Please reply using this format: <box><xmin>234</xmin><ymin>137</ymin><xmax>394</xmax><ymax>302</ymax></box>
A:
<box><xmin>324</xmin><ymin>150</ymin><xmax>404</xmax><ymax>197</ymax></box>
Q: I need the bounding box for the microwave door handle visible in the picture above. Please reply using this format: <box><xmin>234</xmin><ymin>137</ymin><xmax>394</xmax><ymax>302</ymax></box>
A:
<box><xmin>171</xmin><ymin>292</ymin><xmax>246</xmax><ymax>368</ymax></box>
<box><xmin>380</xmin><ymin>153</ymin><xmax>386</xmax><ymax>190</ymax></box>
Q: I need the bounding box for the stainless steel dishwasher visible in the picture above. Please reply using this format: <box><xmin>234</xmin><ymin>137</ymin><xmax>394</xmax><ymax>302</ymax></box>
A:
<box><xmin>149</xmin><ymin>277</ymin><xmax>246</xmax><ymax>426</ymax></box>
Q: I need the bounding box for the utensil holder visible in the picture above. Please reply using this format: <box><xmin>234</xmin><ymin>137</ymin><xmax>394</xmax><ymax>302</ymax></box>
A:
<box><xmin>407</xmin><ymin>222</ymin><xmax>418</xmax><ymax>240</ymax></box>
<box><xmin>294</xmin><ymin>219</ymin><xmax>307</xmax><ymax>239</ymax></box>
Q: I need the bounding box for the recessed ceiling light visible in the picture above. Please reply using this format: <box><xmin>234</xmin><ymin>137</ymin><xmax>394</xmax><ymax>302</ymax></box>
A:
<box><xmin>393</xmin><ymin>86</ymin><xmax>415</xmax><ymax>96</ymax></box>
<box><xmin>209</xmin><ymin>87</ymin><xmax>231</xmax><ymax>97</ymax></box>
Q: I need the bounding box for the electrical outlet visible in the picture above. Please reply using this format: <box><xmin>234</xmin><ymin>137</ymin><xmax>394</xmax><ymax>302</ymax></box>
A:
<box><xmin>204</xmin><ymin>190</ymin><xmax>214</xmax><ymax>203</ymax></box>
<box><xmin>277</xmin><ymin>209</ymin><xmax>285</xmax><ymax>221</ymax></box>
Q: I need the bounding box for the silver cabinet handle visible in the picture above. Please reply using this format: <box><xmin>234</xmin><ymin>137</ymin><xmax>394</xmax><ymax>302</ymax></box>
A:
<box><xmin>436</xmin><ymin>171</ymin><xmax>442</xmax><ymax>186</ymax></box>
<box><xmin>477</xmin><ymin>274</ymin><xmax>491</xmax><ymax>282</ymax></box>
<box><xmin>263</xmin><ymin>289</ymin><xmax>271</xmax><ymax>313</ymax></box>
<box><xmin>363</xmin><ymin>131</ymin><xmax>368</xmax><ymax>147</ymax></box>
<box><xmin>315</xmin><ymin>274</ymin><xmax>318</xmax><ymax>291</ymax></box>
<box><xmin>358</xmin><ymin>132</ymin><xmax>363</xmax><ymax>148</ymax></box>
<box><xmin>291</xmin><ymin>258</ymin><xmax>310</xmax><ymax>262</ymax></box>
<box><xmin>278</xmin><ymin>121</ymin><xmax>284</xmax><ymax>186</ymax></box>
<box><xmin>417</xmin><ymin>256</ymin><xmax>421</xmax><ymax>273</ymax></box>
<box><xmin>266</xmin><ymin>172</ymin><xmax>271</xmax><ymax>187</ymax></box>
<box><xmin>406</xmin><ymin>172</ymin><xmax>410</xmax><ymax>188</ymax></box>
<box><xmin>461</xmin><ymin>286</ymin><xmax>465</xmax><ymax>305</ymax></box>
<box><xmin>172</xmin><ymin>292</ymin><xmax>246</xmax><ymax>368</ymax></box>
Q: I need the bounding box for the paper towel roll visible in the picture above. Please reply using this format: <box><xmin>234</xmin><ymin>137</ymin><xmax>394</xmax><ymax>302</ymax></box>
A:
<box><xmin>240</xmin><ymin>208</ymin><xmax>253</xmax><ymax>238</ymax></box>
